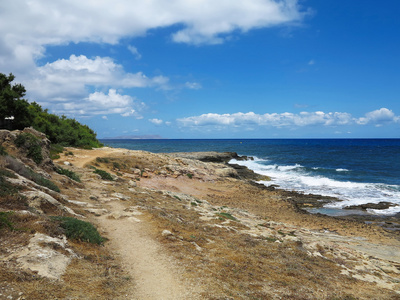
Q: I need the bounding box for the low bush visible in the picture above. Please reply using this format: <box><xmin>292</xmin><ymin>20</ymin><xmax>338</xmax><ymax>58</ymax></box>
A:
<box><xmin>15</xmin><ymin>133</ymin><xmax>43</xmax><ymax>164</ymax></box>
<box><xmin>0</xmin><ymin>145</ymin><xmax>7</xmax><ymax>156</ymax></box>
<box><xmin>93</xmin><ymin>168</ymin><xmax>113</xmax><ymax>181</ymax></box>
<box><xmin>0</xmin><ymin>211</ymin><xmax>14</xmax><ymax>231</ymax></box>
<box><xmin>217</xmin><ymin>212</ymin><xmax>237</xmax><ymax>221</ymax></box>
<box><xmin>51</xmin><ymin>216</ymin><xmax>105</xmax><ymax>244</ymax></box>
<box><xmin>0</xmin><ymin>169</ymin><xmax>20</xmax><ymax>197</ymax></box>
<box><xmin>56</xmin><ymin>167</ymin><xmax>81</xmax><ymax>182</ymax></box>
<box><xmin>50</xmin><ymin>144</ymin><xmax>64</xmax><ymax>160</ymax></box>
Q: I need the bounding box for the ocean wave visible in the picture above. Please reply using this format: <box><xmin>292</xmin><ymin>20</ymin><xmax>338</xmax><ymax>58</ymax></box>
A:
<box><xmin>231</xmin><ymin>158</ymin><xmax>400</xmax><ymax>216</ymax></box>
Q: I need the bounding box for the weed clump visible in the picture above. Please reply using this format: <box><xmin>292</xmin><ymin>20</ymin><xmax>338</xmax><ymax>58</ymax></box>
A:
<box><xmin>0</xmin><ymin>169</ymin><xmax>20</xmax><ymax>197</ymax></box>
<box><xmin>15</xmin><ymin>133</ymin><xmax>43</xmax><ymax>164</ymax></box>
<box><xmin>93</xmin><ymin>168</ymin><xmax>114</xmax><ymax>181</ymax></box>
<box><xmin>51</xmin><ymin>216</ymin><xmax>105</xmax><ymax>244</ymax></box>
<box><xmin>56</xmin><ymin>167</ymin><xmax>81</xmax><ymax>182</ymax></box>
<box><xmin>0</xmin><ymin>145</ymin><xmax>7</xmax><ymax>156</ymax></box>
<box><xmin>0</xmin><ymin>211</ymin><xmax>14</xmax><ymax>231</ymax></box>
<box><xmin>217</xmin><ymin>212</ymin><xmax>237</xmax><ymax>221</ymax></box>
<box><xmin>50</xmin><ymin>144</ymin><xmax>64</xmax><ymax>160</ymax></box>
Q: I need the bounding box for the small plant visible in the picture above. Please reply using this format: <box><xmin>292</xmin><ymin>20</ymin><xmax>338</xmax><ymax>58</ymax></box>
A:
<box><xmin>112</xmin><ymin>162</ymin><xmax>121</xmax><ymax>170</ymax></box>
<box><xmin>93</xmin><ymin>168</ymin><xmax>114</xmax><ymax>180</ymax></box>
<box><xmin>96</xmin><ymin>157</ymin><xmax>109</xmax><ymax>163</ymax></box>
<box><xmin>173</xmin><ymin>195</ymin><xmax>181</xmax><ymax>201</ymax></box>
<box><xmin>186</xmin><ymin>173</ymin><xmax>193</xmax><ymax>179</ymax></box>
<box><xmin>64</xmin><ymin>151</ymin><xmax>74</xmax><ymax>156</ymax></box>
<box><xmin>191</xmin><ymin>201</ymin><xmax>198</xmax><ymax>206</ymax></box>
<box><xmin>0</xmin><ymin>211</ymin><xmax>15</xmax><ymax>231</ymax></box>
<box><xmin>264</xmin><ymin>236</ymin><xmax>278</xmax><ymax>243</ymax></box>
<box><xmin>0</xmin><ymin>145</ymin><xmax>7</xmax><ymax>156</ymax></box>
<box><xmin>51</xmin><ymin>216</ymin><xmax>105</xmax><ymax>244</ymax></box>
<box><xmin>50</xmin><ymin>144</ymin><xmax>64</xmax><ymax>160</ymax></box>
<box><xmin>217</xmin><ymin>212</ymin><xmax>237</xmax><ymax>221</ymax></box>
<box><xmin>15</xmin><ymin>133</ymin><xmax>43</xmax><ymax>164</ymax></box>
<box><xmin>56</xmin><ymin>167</ymin><xmax>81</xmax><ymax>182</ymax></box>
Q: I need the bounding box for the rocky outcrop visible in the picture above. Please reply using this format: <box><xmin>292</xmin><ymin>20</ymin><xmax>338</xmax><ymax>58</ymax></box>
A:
<box><xmin>344</xmin><ymin>202</ymin><xmax>398</xmax><ymax>210</ymax></box>
<box><xmin>168</xmin><ymin>151</ymin><xmax>252</xmax><ymax>163</ymax></box>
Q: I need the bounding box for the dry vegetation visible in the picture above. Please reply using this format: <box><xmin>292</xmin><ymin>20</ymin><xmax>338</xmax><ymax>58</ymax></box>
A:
<box><xmin>1</xmin><ymin>133</ymin><xmax>400</xmax><ymax>299</ymax></box>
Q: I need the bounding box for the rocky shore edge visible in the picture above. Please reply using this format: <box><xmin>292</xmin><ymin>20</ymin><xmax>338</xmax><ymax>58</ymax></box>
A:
<box><xmin>2</xmin><ymin>129</ymin><xmax>400</xmax><ymax>298</ymax></box>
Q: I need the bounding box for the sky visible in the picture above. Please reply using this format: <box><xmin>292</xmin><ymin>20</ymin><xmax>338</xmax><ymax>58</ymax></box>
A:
<box><xmin>1</xmin><ymin>0</ymin><xmax>399</xmax><ymax>139</ymax></box>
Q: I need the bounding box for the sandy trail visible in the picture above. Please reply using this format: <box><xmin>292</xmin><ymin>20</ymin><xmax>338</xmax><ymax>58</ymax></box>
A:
<box><xmin>61</xmin><ymin>148</ymin><xmax>201</xmax><ymax>299</ymax></box>
<box><xmin>97</xmin><ymin>201</ymin><xmax>200</xmax><ymax>300</ymax></box>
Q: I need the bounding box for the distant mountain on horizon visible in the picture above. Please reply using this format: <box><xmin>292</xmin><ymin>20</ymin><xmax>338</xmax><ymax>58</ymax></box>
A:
<box><xmin>101</xmin><ymin>134</ymin><xmax>164</xmax><ymax>140</ymax></box>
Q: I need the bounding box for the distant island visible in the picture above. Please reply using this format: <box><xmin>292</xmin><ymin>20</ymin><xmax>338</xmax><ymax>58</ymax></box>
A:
<box><xmin>102</xmin><ymin>134</ymin><xmax>164</xmax><ymax>140</ymax></box>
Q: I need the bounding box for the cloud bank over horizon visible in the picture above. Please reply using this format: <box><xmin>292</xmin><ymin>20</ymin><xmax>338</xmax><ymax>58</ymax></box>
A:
<box><xmin>177</xmin><ymin>108</ymin><xmax>400</xmax><ymax>129</ymax></box>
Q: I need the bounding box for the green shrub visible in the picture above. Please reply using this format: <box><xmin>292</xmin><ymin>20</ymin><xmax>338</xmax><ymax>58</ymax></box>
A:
<box><xmin>56</xmin><ymin>167</ymin><xmax>81</xmax><ymax>182</ymax></box>
<box><xmin>96</xmin><ymin>157</ymin><xmax>109</xmax><ymax>163</ymax></box>
<box><xmin>50</xmin><ymin>144</ymin><xmax>64</xmax><ymax>160</ymax></box>
<box><xmin>217</xmin><ymin>212</ymin><xmax>237</xmax><ymax>221</ymax></box>
<box><xmin>93</xmin><ymin>168</ymin><xmax>114</xmax><ymax>181</ymax></box>
<box><xmin>0</xmin><ymin>170</ymin><xmax>20</xmax><ymax>197</ymax></box>
<box><xmin>0</xmin><ymin>145</ymin><xmax>7</xmax><ymax>156</ymax></box>
<box><xmin>0</xmin><ymin>211</ymin><xmax>14</xmax><ymax>231</ymax></box>
<box><xmin>15</xmin><ymin>133</ymin><xmax>43</xmax><ymax>164</ymax></box>
<box><xmin>51</xmin><ymin>216</ymin><xmax>105</xmax><ymax>244</ymax></box>
<box><xmin>186</xmin><ymin>173</ymin><xmax>193</xmax><ymax>179</ymax></box>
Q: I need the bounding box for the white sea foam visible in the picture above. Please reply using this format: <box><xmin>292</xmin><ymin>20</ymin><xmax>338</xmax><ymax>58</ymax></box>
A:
<box><xmin>336</xmin><ymin>168</ymin><xmax>349</xmax><ymax>172</ymax></box>
<box><xmin>230</xmin><ymin>158</ymin><xmax>400</xmax><ymax>216</ymax></box>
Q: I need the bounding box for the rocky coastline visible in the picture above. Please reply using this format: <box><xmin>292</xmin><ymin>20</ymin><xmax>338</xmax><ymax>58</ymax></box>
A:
<box><xmin>1</xmin><ymin>129</ymin><xmax>400</xmax><ymax>299</ymax></box>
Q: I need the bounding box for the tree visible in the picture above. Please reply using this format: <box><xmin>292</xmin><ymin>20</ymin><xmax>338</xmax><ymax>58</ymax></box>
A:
<box><xmin>0</xmin><ymin>73</ymin><xmax>32</xmax><ymax>129</ymax></box>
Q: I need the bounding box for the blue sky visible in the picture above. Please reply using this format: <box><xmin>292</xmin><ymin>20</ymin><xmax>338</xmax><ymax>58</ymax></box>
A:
<box><xmin>1</xmin><ymin>0</ymin><xmax>399</xmax><ymax>138</ymax></box>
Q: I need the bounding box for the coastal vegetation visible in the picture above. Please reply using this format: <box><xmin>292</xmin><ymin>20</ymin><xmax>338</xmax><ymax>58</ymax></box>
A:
<box><xmin>0</xmin><ymin>72</ymin><xmax>102</xmax><ymax>149</ymax></box>
<box><xmin>51</xmin><ymin>216</ymin><xmax>105</xmax><ymax>244</ymax></box>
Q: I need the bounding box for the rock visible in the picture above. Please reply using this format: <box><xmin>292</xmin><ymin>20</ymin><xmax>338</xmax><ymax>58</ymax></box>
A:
<box><xmin>344</xmin><ymin>202</ymin><xmax>398</xmax><ymax>210</ymax></box>
<box><xmin>169</xmin><ymin>151</ymin><xmax>250</xmax><ymax>163</ymax></box>
<box><xmin>6</xmin><ymin>233</ymin><xmax>77</xmax><ymax>280</ymax></box>
<box><xmin>22</xmin><ymin>190</ymin><xmax>82</xmax><ymax>217</ymax></box>
<box><xmin>162</xmin><ymin>230</ymin><xmax>173</xmax><ymax>237</ymax></box>
<box><xmin>111</xmin><ymin>193</ymin><xmax>131</xmax><ymax>201</ymax></box>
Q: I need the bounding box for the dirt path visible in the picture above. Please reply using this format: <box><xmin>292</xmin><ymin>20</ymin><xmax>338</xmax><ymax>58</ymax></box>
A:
<box><xmin>97</xmin><ymin>201</ymin><xmax>199</xmax><ymax>300</ymax></box>
<box><xmin>58</xmin><ymin>148</ymin><xmax>202</xmax><ymax>299</ymax></box>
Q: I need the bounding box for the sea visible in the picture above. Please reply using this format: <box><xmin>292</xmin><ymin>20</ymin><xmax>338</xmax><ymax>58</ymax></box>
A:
<box><xmin>100</xmin><ymin>139</ymin><xmax>400</xmax><ymax>217</ymax></box>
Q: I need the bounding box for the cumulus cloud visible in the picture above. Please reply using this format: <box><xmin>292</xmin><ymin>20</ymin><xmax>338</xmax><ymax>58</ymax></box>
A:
<box><xmin>21</xmin><ymin>55</ymin><xmax>164</xmax><ymax>116</ymax></box>
<box><xmin>177</xmin><ymin>109</ymin><xmax>399</xmax><ymax>128</ymax></box>
<box><xmin>51</xmin><ymin>89</ymin><xmax>146</xmax><ymax>117</ymax></box>
<box><xmin>0</xmin><ymin>0</ymin><xmax>307</xmax><ymax>72</ymax></box>
<box><xmin>356</xmin><ymin>108</ymin><xmax>399</xmax><ymax>126</ymax></box>
<box><xmin>149</xmin><ymin>118</ymin><xmax>164</xmax><ymax>125</ymax></box>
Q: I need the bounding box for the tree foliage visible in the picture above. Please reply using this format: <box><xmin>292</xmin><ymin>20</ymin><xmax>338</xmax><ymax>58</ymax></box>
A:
<box><xmin>0</xmin><ymin>73</ymin><xmax>103</xmax><ymax>148</ymax></box>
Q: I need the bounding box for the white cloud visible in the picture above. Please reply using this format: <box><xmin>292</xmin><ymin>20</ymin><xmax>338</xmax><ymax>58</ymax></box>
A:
<box><xmin>149</xmin><ymin>118</ymin><xmax>164</xmax><ymax>125</ymax></box>
<box><xmin>177</xmin><ymin>111</ymin><xmax>353</xmax><ymax>128</ymax></box>
<box><xmin>51</xmin><ymin>89</ymin><xmax>146</xmax><ymax>117</ymax></box>
<box><xmin>21</xmin><ymin>55</ymin><xmax>165</xmax><ymax>115</ymax></box>
<box><xmin>0</xmin><ymin>0</ymin><xmax>307</xmax><ymax>73</ymax></box>
<box><xmin>356</xmin><ymin>108</ymin><xmax>399</xmax><ymax>126</ymax></box>
<box><xmin>185</xmin><ymin>82</ymin><xmax>202</xmax><ymax>90</ymax></box>
<box><xmin>308</xmin><ymin>60</ymin><xmax>315</xmax><ymax>65</ymax></box>
<box><xmin>128</xmin><ymin>45</ymin><xmax>142</xmax><ymax>60</ymax></box>
<box><xmin>177</xmin><ymin>109</ymin><xmax>399</xmax><ymax>129</ymax></box>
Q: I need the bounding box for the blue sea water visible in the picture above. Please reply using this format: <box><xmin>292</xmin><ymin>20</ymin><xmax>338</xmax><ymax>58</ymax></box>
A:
<box><xmin>101</xmin><ymin>139</ymin><xmax>400</xmax><ymax>216</ymax></box>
